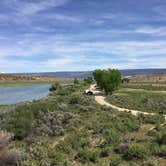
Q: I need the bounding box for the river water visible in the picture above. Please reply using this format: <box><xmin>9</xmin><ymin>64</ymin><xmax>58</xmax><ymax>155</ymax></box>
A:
<box><xmin>0</xmin><ymin>84</ymin><xmax>51</xmax><ymax>105</ymax></box>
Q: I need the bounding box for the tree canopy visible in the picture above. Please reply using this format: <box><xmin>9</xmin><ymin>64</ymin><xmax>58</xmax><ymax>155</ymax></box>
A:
<box><xmin>84</xmin><ymin>77</ymin><xmax>93</xmax><ymax>85</ymax></box>
<box><xmin>93</xmin><ymin>69</ymin><xmax>121</xmax><ymax>94</ymax></box>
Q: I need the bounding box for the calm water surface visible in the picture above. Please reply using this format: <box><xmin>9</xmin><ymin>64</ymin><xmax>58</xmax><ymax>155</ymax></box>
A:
<box><xmin>0</xmin><ymin>84</ymin><xmax>51</xmax><ymax>105</ymax></box>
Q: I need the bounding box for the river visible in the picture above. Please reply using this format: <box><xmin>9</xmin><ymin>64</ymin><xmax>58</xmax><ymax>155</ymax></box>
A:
<box><xmin>0</xmin><ymin>84</ymin><xmax>51</xmax><ymax>105</ymax></box>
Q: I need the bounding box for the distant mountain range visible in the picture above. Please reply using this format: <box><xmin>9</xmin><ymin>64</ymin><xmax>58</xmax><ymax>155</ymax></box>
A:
<box><xmin>17</xmin><ymin>69</ymin><xmax>166</xmax><ymax>78</ymax></box>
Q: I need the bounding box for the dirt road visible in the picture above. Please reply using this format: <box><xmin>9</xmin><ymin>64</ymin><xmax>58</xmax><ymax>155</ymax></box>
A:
<box><xmin>90</xmin><ymin>84</ymin><xmax>166</xmax><ymax>120</ymax></box>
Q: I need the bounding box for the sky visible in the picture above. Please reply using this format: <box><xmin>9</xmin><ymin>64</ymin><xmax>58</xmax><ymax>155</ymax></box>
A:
<box><xmin>0</xmin><ymin>0</ymin><xmax>166</xmax><ymax>73</ymax></box>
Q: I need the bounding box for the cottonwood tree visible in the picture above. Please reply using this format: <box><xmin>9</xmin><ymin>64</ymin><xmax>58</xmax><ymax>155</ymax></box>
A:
<box><xmin>93</xmin><ymin>69</ymin><xmax>121</xmax><ymax>94</ymax></box>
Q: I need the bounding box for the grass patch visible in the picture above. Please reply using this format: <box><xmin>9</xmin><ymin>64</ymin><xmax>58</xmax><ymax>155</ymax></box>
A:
<box><xmin>121</xmin><ymin>83</ymin><xmax>166</xmax><ymax>91</ymax></box>
<box><xmin>107</xmin><ymin>91</ymin><xmax>166</xmax><ymax>114</ymax></box>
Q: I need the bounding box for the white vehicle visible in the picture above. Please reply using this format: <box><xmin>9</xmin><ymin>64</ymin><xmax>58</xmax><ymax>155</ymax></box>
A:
<box><xmin>84</xmin><ymin>89</ymin><xmax>93</xmax><ymax>95</ymax></box>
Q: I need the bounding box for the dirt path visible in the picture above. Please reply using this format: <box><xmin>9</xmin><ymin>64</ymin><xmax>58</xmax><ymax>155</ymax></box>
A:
<box><xmin>90</xmin><ymin>84</ymin><xmax>166</xmax><ymax>120</ymax></box>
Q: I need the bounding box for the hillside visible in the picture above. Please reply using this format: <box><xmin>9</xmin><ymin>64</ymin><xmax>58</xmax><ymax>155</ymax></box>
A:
<box><xmin>16</xmin><ymin>69</ymin><xmax>166</xmax><ymax>78</ymax></box>
<box><xmin>0</xmin><ymin>81</ymin><xmax>165</xmax><ymax>165</ymax></box>
<box><xmin>0</xmin><ymin>74</ymin><xmax>72</xmax><ymax>85</ymax></box>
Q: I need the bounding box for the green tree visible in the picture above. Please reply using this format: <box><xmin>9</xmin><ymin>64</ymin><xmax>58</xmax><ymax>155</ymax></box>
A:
<box><xmin>93</xmin><ymin>69</ymin><xmax>121</xmax><ymax>95</ymax></box>
<box><xmin>84</xmin><ymin>77</ymin><xmax>93</xmax><ymax>85</ymax></box>
<box><xmin>93</xmin><ymin>69</ymin><xmax>103</xmax><ymax>88</ymax></box>
<box><xmin>74</xmin><ymin>78</ymin><xmax>79</xmax><ymax>84</ymax></box>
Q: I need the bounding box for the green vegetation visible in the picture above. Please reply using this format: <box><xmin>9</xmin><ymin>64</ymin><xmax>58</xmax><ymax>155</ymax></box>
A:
<box><xmin>74</xmin><ymin>78</ymin><xmax>79</xmax><ymax>84</ymax></box>
<box><xmin>75</xmin><ymin>148</ymin><xmax>99</xmax><ymax>163</ymax></box>
<box><xmin>124</xmin><ymin>144</ymin><xmax>149</xmax><ymax>160</ymax></box>
<box><xmin>121</xmin><ymin>83</ymin><xmax>166</xmax><ymax>91</ymax></box>
<box><xmin>84</xmin><ymin>77</ymin><xmax>93</xmax><ymax>85</ymax></box>
<box><xmin>0</xmin><ymin>77</ymin><xmax>165</xmax><ymax>165</ymax></box>
<box><xmin>93</xmin><ymin>69</ymin><xmax>121</xmax><ymax>94</ymax></box>
<box><xmin>0</xmin><ymin>83</ymin><xmax>165</xmax><ymax>166</ymax></box>
<box><xmin>49</xmin><ymin>82</ymin><xmax>60</xmax><ymax>91</ymax></box>
<box><xmin>107</xmin><ymin>90</ymin><xmax>166</xmax><ymax>114</ymax></box>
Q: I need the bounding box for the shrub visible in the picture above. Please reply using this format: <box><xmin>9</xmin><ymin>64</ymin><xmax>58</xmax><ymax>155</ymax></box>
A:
<box><xmin>0</xmin><ymin>148</ymin><xmax>19</xmax><ymax>166</ymax></box>
<box><xmin>6</xmin><ymin>110</ymin><xmax>33</xmax><ymax>140</ymax></box>
<box><xmin>143</xmin><ymin>157</ymin><xmax>160</xmax><ymax>166</ymax></box>
<box><xmin>156</xmin><ymin>145</ymin><xmax>166</xmax><ymax>157</ymax></box>
<box><xmin>69</xmin><ymin>94</ymin><xmax>80</xmax><ymax>104</ymax></box>
<box><xmin>69</xmin><ymin>93</ymin><xmax>93</xmax><ymax>106</ymax></box>
<box><xmin>114</xmin><ymin>143</ymin><xmax>130</xmax><ymax>154</ymax></box>
<box><xmin>138</xmin><ymin>114</ymin><xmax>165</xmax><ymax>125</ymax></box>
<box><xmin>50</xmin><ymin>152</ymin><xmax>67</xmax><ymax>165</ymax></box>
<box><xmin>149</xmin><ymin>143</ymin><xmax>160</xmax><ymax>155</ymax></box>
<box><xmin>124</xmin><ymin>144</ymin><xmax>149</xmax><ymax>160</ymax></box>
<box><xmin>104</xmin><ymin>129</ymin><xmax>120</xmax><ymax>144</ymax></box>
<box><xmin>74</xmin><ymin>78</ymin><xmax>79</xmax><ymax>84</ymax></box>
<box><xmin>109</xmin><ymin>154</ymin><xmax>121</xmax><ymax>166</ymax></box>
<box><xmin>55</xmin><ymin>141</ymin><xmax>72</xmax><ymax>154</ymax></box>
<box><xmin>49</xmin><ymin>82</ymin><xmax>60</xmax><ymax>91</ymax></box>
<box><xmin>79</xmin><ymin>138</ymin><xmax>90</xmax><ymax>149</ymax></box>
<box><xmin>156</xmin><ymin>130</ymin><xmax>166</xmax><ymax>145</ymax></box>
<box><xmin>124</xmin><ymin>117</ymin><xmax>140</xmax><ymax>132</ymax></box>
<box><xmin>56</xmin><ymin>87</ymin><xmax>69</xmax><ymax>96</ymax></box>
<box><xmin>66</xmin><ymin>134</ymin><xmax>90</xmax><ymax>150</ymax></box>
<box><xmin>84</xmin><ymin>77</ymin><xmax>93</xmax><ymax>85</ymax></box>
<box><xmin>75</xmin><ymin>148</ymin><xmax>99</xmax><ymax>163</ymax></box>
<box><xmin>100</xmin><ymin>147</ymin><xmax>111</xmax><ymax>157</ymax></box>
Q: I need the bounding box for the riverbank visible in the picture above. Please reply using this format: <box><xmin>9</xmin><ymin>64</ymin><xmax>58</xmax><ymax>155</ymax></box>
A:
<box><xmin>0</xmin><ymin>81</ymin><xmax>165</xmax><ymax>165</ymax></box>
<box><xmin>0</xmin><ymin>74</ymin><xmax>73</xmax><ymax>86</ymax></box>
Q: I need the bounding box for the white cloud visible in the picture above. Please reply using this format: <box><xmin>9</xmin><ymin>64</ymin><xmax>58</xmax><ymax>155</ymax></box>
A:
<box><xmin>1</xmin><ymin>35</ymin><xmax>166</xmax><ymax>72</ymax></box>
<box><xmin>135</xmin><ymin>26</ymin><xmax>166</xmax><ymax>36</ymax></box>
<box><xmin>0</xmin><ymin>1</ymin><xmax>166</xmax><ymax>72</ymax></box>
<box><xmin>0</xmin><ymin>0</ymin><xmax>71</xmax><ymax>25</ymax></box>
<box><xmin>4</xmin><ymin>0</ymin><xmax>69</xmax><ymax>15</ymax></box>
<box><xmin>1</xmin><ymin>31</ymin><xmax>166</xmax><ymax>59</ymax></box>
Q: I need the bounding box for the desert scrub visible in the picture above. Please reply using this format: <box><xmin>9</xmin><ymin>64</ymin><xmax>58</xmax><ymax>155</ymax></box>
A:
<box><xmin>155</xmin><ymin>128</ymin><xmax>166</xmax><ymax>145</ymax></box>
<box><xmin>104</xmin><ymin>129</ymin><xmax>121</xmax><ymax>144</ymax></box>
<box><xmin>69</xmin><ymin>92</ymin><xmax>95</xmax><ymax>106</ymax></box>
<box><xmin>123</xmin><ymin>144</ymin><xmax>149</xmax><ymax>160</ymax></box>
<box><xmin>3</xmin><ymin>109</ymin><xmax>33</xmax><ymax>140</ymax></box>
<box><xmin>75</xmin><ymin>148</ymin><xmax>99</xmax><ymax>163</ymax></box>
<box><xmin>0</xmin><ymin>131</ymin><xmax>20</xmax><ymax>166</ymax></box>
<box><xmin>137</xmin><ymin>114</ymin><xmax>165</xmax><ymax>124</ymax></box>
<box><xmin>49</xmin><ymin>82</ymin><xmax>60</xmax><ymax>91</ymax></box>
<box><xmin>121</xmin><ymin>83</ymin><xmax>166</xmax><ymax>91</ymax></box>
<box><xmin>1</xmin><ymin>83</ymin><xmax>165</xmax><ymax>165</ymax></box>
<box><xmin>107</xmin><ymin>91</ymin><xmax>166</xmax><ymax>113</ymax></box>
<box><xmin>109</xmin><ymin>154</ymin><xmax>121</xmax><ymax>166</ymax></box>
<box><xmin>99</xmin><ymin>147</ymin><xmax>112</xmax><ymax>157</ymax></box>
<box><xmin>55</xmin><ymin>129</ymin><xmax>91</xmax><ymax>156</ymax></box>
<box><xmin>122</xmin><ymin>115</ymin><xmax>140</xmax><ymax>132</ymax></box>
<box><xmin>1</xmin><ymin>100</ymin><xmax>81</xmax><ymax>140</ymax></box>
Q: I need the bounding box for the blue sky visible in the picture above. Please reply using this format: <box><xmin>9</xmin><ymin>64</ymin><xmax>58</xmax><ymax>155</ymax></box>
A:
<box><xmin>0</xmin><ymin>0</ymin><xmax>166</xmax><ymax>72</ymax></box>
